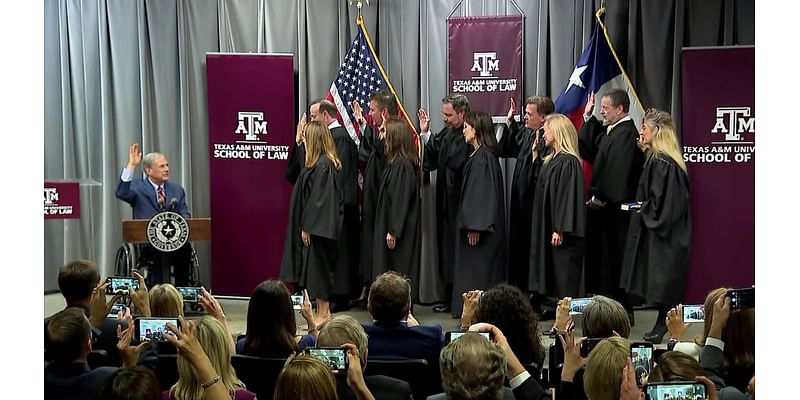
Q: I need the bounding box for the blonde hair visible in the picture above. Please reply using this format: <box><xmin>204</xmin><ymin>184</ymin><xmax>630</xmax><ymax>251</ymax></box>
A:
<box><xmin>643</xmin><ymin>108</ymin><xmax>687</xmax><ymax>173</ymax></box>
<box><xmin>439</xmin><ymin>333</ymin><xmax>507</xmax><ymax>399</ymax></box>
<box><xmin>584</xmin><ymin>336</ymin><xmax>630</xmax><ymax>400</ymax></box>
<box><xmin>304</xmin><ymin>121</ymin><xmax>342</xmax><ymax>170</ymax></box>
<box><xmin>543</xmin><ymin>114</ymin><xmax>581</xmax><ymax>164</ymax></box>
<box><xmin>149</xmin><ymin>284</ymin><xmax>184</xmax><ymax>318</ymax></box>
<box><xmin>274</xmin><ymin>355</ymin><xmax>338</xmax><ymax>400</ymax></box>
<box><xmin>170</xmin><ymin>317</ymin><xmax>245</xmax><ymax>400</ymax></box>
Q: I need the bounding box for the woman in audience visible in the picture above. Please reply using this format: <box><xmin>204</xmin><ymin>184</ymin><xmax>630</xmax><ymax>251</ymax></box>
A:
<box><xmin>166</xmin><ymin>316</ymin><xmax>256</xmax><ymax>400</ymax></box>
<box><xmin>237</xmin><ymin>280</ymin><xmax>317</xmax><ymax>358</ymax></box>
<box><xmin>650</xmin><ymin>351</ymin><xmax>751</xmax><ymax>400</ymax></box>
<box><xmin>462</xmin><ymin>283</ymin><xmax>545</xmax><ymax>373</ymax></box>
<box><xmin>274</xmin><ymin>344</ymin><xmax>375</xmax><ymax>400</ymax></box>
<box><xmin>620</xmin><ymin>108</ymin><xmax>692</xmax><ymax>344</ymax></box>
<box><xmin>149</xmin><ymin>284</ymin><xmax>184</xmax><ymax>318</ymax></box>
<box><xmin>94</xmin><ymin>366</ymin><xmax>161</xmax><ymax>400</ymax></box>
<box><xmin>583</xmin><ymin>336</ymin><xmax>630</xmax><ymax>400</ymax></box>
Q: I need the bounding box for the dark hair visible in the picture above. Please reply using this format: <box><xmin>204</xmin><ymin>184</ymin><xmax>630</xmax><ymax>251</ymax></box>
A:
<box><xmin>384</xmin><ymin>117</ymin><xmax>420</xmax><ymax>168</ymax></box>
<box><xmin>464</xmin><ymin>110</ymin><xmax>500</xmax><ymax>154</ymax></box>
<box><xmin>370</xmin><ymin>90</ymin><xmax>399</xmax><ymax>116</ymax></box>
<box><xmin>525</xmin><ymin>96</ymin><xmax>555</xmax><ymax>116</ymax></box>
<box><xmin>603</xmin><ymin>89</ymin><xmax>630</xmax><ymax>113</ymax></box>
<box><xmin>311</xmin><ymin>98</ymin><xmax>338</xmax><ymax>118</ymax></box>
<box><xmin>650</xmin><ymin>351</ymin><xmax>706</xmax><ymax>383</ymax></box>
<box><xmin>442</xmin><ymin>93</ymin><xmax>471</xmax><ymax>114</ymax></box>
<box><xmin>368</xmin><ymin>272</ymin><xmax>411</xmax><ymax>323</ymax></box>
<box><xmin>94</xmin><ymin>366</ymin><xmax>161</xmax><ymax>400</ymax></box>
<box><xmin>47</xmin><ymin>307</ymin><xmax>91</xmax><ymax>363</ymax></box>
<box><xmin>243</xmin><ymin>280</ymin><xmax>297</xmax><ymax>357</ymax></box>
<box><xmin>473</xmin><ymin>284</ymin><xmax>545</xmax><ymax>369</ymax></box>
<box><xmin>58</xmin><ymin>260</ymin><xmax>101</xmax><ymax>304</ymax></box>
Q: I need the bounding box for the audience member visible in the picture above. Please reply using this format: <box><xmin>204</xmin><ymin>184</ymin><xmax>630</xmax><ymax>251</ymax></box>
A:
<box><xmin>317</xmin><ymin>315</ymin><xmax>412</xmax><ymax>400</ymax></box>
<box><xmin>94</xmin><ymin>366</ymin><xmax>161</xmax><ymax>400</ymax></box>
<box><xmin>274</xmin><ymin>355</ymin><xmax>338</xmax><ymax>400</ymax></box>
<box><xmin>237</xmin><ymin>280</ymin><xmax>317</xmax><ymax>357</ymax></box>
<box><xmin>149</xmin><ymin>284</ymin><xmax>184</xmax><ymax>318</ymax></box>
<box><xmin>432</xmin><ymin>332</ymin><xmax>511</xmax><ymax>400</ymax></box>
<box><xmin>166</xmin><ymin>316</ymin><xmax>255</xmax><ymax>400</ymax></box>
<box><xmin>583</xmin><ymin>336</ymin><xmax>630</xmax><ymax>400</ymax></box>
<box><xmin>581</xmin><ymin>295</ymin><xmax>631</xmax><ymax>339</ymax></box>
<box><xmin>363</xmin><ymin>272</ymin><xmax>444</xmax><ymax>369</ymax></box>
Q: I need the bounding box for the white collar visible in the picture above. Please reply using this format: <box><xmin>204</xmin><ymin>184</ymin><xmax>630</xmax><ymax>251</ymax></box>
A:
<box><xmin>328</xmin><ymin>120</ymin><xmax>342</xmax><ymax>130</ymax></box>
<box><xmin>608</xmin><ymin>115</ymin><xmax>632</xmax><ymax>130</ymax></box>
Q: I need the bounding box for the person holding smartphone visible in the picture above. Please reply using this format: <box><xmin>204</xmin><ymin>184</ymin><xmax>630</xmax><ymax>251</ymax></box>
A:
<box><xmin>619</xmin><ymin>109</ymin><xmax>692</xmax><ymax>344</ymax></box>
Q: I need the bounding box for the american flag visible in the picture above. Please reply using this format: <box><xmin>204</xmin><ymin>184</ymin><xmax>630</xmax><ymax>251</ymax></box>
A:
<box><xmin>326</xmin><ymin>17</ymin><xmax>417</xmax><ymax>146</ymax></box>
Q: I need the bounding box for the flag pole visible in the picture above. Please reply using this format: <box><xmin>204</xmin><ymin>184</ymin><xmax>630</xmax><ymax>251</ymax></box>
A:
<box><xmin>594</xmin><ymin>4</ymin><xmax>645</xmax><ymax>115</ymax></box>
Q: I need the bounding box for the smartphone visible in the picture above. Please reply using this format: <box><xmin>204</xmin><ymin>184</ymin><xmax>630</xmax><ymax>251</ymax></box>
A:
<box><xmin>107</xmin><ymin>303</ymin><xmax>127</xmax><ymax>319</ymax></box>
<box><xmin>644</xmin><ymin>381</ymin><xmax>706</xmax><ymax>400</ymax></box>
<box><xmin>306</xmin><ymin>347</ymin><xmax>349</xmax><ymax>373</ymax></box>
<box><xmin>682</xmin><ymin>304</ymin><xmax>704</xmax><ymax>323</ymax></box>
<box><xmin>134</xmin><ymin>317</ymin><xmax>179</xmax><ymax>343</ymax></box>
<box><xmin>630</xmin><ymin>342</ymin><xmax>655</xmax><ymax>387</ymax></box>
<box><xmin>445</xmin><ymin>331</ymin><xmax>491</xmax><ymax>344</ymax></box>
<box><xmin>105</xmin><ymin>277</ymin><xmax>139</xmax><ymax>295</ymax></box>
<box><xmin>291</xmin><ymin>294</ymin><xmax>304</xmax><ymax>310</ymax></box>
<box><xmin>177</xmin><ymin>287</ymin><xmax>202</xmax><ymax>303</ymax></box>
<box><xmin>569</xmin><ymin>297</ymin><xmax>592</xmax><ymax>316</ymax></box>
<box><xmin>727</xmin><ymin>287</ymin><xmax>755</xmax><ymax>309</ymax></box>
<box><xmin>579</xmin><ymin>338</ymin><xmax>603</xmax><ymax>358</ymax></box>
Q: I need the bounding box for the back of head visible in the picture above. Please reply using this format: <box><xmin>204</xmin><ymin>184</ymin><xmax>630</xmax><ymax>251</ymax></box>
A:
<box><xmin>650</xmin><ymin>351</ymin><xmax>705</xmax><ymax>383</ymax></box>
<box><xmin>603</xmin><ymin>89</ymin><xmax>630</xmax><ymax>113</ymax></box>
<box><xmin>698</xmin><ymin>288</ymin><xmax>755</xmax><ymax>368</ymax></box>
<box><xmin>245</xmin><ymin>280</ymin><xmax>297</xmax><ymax>357</ymax></box>
<box><xmin>464</xmin><ymin>110</ymin><xmax>499</xmax><ymax>154</ymax></box>
<box><xmin>526</xmin><ymin>96</ymin><xmax>555</xmax><ymax>116</ymax></box>
<box><xmin>313</xmin><ymin>99</ymin><xmax>339</xmax><ymax>120</ymax></box>
<box><xmin>47</xmin><ymin>307</ymin><xmax>91</xmax><ymax>363</ymax></box>
<box><xmin>370</xmin><ymin>90</ymin><xmax>399</xmax><ymax>116</ymax></box>
<box><xmin>149</xmin><ymin>283</ymin><xmax>184</xmax><ymax>318</ymax></box>
<box><xmin>274</xmin><ymin>355</ymin><xmax>338</xmax><ymax>400</ymax></box>
<box><xmin>94</xmin><ymin>366</ymin><xmax>161</xmax><ymax>400</ymax></box>
<box><xmin>442</xmin><ymin>93</ymin><xmax>471</xmax><ymax>114</ymax></box>
<box><xmin>58</xmin><ymin>260</ymin><xmax>100</xmax><ymax>304</ymax></box>
<box><xmin>368</xmin><ymin>271</ymin><xmax>412</xmax><ymax>323</ymax></box>
<box><xmin>384</xmin><ymin>117</ymin><xmax>420</xmax><ymax>167</ymax></box>
<box><xmin>317</xmin><ymin>315</ymin><xmax>368</xmax><ymax>366</ymax></box>
<box><xmin>582</xmin><ymin>295</ymin><xmax>631</xmax><ymax>339</ymax></box>
<box><xmin>584</xmin><ymin>337</ymin><xmax>630</xmax><ymax>400</ymax></box>
<box><xmin>173</xmin><ymin>316</ymin><xmax>244</xmax><ymax>399</ymax></box>
<box><xmin>474</xmin><ymin>284</ymin><xmax>544</xmax><ymax>367</ymax></box>
<box><xmin>304</xmin><ymin>120</ymin><xmax>341</xmax><ymax>170</ymax></box>
<box><xmin>439</xmin><ymin>333</ymin><xmax>507</xmax><ymax>400</ymax></box>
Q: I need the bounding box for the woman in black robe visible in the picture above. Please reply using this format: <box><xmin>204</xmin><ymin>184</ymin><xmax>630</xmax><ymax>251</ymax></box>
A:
<box><xmin>280</xmin><ymin>121</ymin><xmax>343</xmax><ymax>328</ymax></box>
<box><xmin>371</xmin><ymin>117</ymin><xmax>422</xmax><ymax>301</ymax></box>
<box><xmin>528</xmin><ymin>114</ymin><xmax>586</xmax><ymax>299</ymax></box>
<box><xmin>620</xmin><ymin>108</ymin><xmax>691</xmax><ymax>343</ymax></box>
<box><xmin>451</xmin><ymin>111</ymin><xmax>507</xmax><ymax>317</ymax></box>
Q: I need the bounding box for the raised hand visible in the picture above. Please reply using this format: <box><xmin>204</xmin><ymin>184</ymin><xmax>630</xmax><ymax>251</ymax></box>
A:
<box><xmin>460</xmin><ymin>290</ymin><xmax>482</xmax><ymax>328</ymax></box>
<box><xmin>300</xmin><ymin>289</ymin><xmax>317</xmax><ymax>334</ymax></box>
<box><xmin>296</xmin><ymin>112</ymin><xmax>308</xmax><ymax>144</ymax></box>
<box><xmin>417</xmin><ymin>108</ymin><xmax>430</xmax><ymax>132</ymax></box>
<box><xmin>584</xmin><ymin>91</ymin><xmax>596</xmax><ymax>117</ymax></box>
<box><xmin>351</xmin><ymin>100</ymin><xmax>366</xmax><ymax>126</ymax></box>
<box><xmin>554</xmin><ymin>297</ymin><xmax>572</xmax><ymax>332</ymax></box>
<box><xmin>558</xmin><ymin>329</ymin><xmax>587</xmax><ymax>382</ymax></box>
<box><xmin>89</xmin><ymin>281</ymin><xmax>121</xmax><ymax>328</ymax></box>
<box><xmin>130</xmin><ymin>271</ymin><xmax>151</xmax><ymax>317</ymax></box>
<box><xmin>666</xmin><ymin>305</ymin><xmax>689</xmax><ymax>341</ymax></box>
<box><xmin>116</xmin><ymin>324</ymin><xmax>150</xmax><ymax>368</ymax></box>
<box><xmin>507</xmin><ymin>97</ymin><xmax>517</xmax><ymax>122</ymax></box>
<box><xmin>128</xmin><ymin>143</ymin><xmax>142</xmax><ymax>168</ymax></box>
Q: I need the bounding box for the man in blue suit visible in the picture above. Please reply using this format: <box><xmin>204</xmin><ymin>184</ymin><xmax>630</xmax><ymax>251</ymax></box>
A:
<box><xmin>116</xmin><ymin>143</ymin><xmax>192</xmax><ymax>286</ymax></box>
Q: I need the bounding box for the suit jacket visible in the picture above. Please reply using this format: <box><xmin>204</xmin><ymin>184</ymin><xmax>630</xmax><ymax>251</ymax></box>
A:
<box><xmin>427</xmin><ymin>387</ymin><xmax>515</xmax><ymax>400</ymax></box>
<box><xmin>44</xmin><ymin>362</ymin><xmax>118</xmax><ymax>400</ymax></box>
<box><xmin>45</xmin><ymin>306</ymin><xmax>127</xmax><ymax>367</ymax></box>
<box><xmin>699</xmin><ymin>344</ymin><xmax>752</xmax><ymax>400</ymax></box>
<box><xmin>362</xmin><ymin>322</ymin><xmax>444</xmax><ymax>368</ymax></box>
<box><xmin>116</xmin><ymin>177</ymin><xmax>190</xmax><ymax>219</ymax></box>
<box><xmin>336</xmin><ymin>374</ymin><xmax>413</xmax><ymax>400</ymax></box>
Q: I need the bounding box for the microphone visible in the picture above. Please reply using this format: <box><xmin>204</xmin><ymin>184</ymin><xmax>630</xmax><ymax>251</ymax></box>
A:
<box><xmin>169</xmin><ymin>198</ymin><xmax>178</xmax><ymax>211</ymax></box>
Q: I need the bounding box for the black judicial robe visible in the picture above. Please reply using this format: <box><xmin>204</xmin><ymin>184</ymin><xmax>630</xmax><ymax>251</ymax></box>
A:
<box><xmin>359</xmin><ymin>124</ymin><xmax>388</xmax><ymax>284</ymax></box>
<box><xmin>284</xmin><ymin>142</ymin><xmax>306</xmax><ymax>184</ymax></box>
<box><xmin>451</xmin><ymin>146</ymin><xmax>507</xmax><ymax>317</ymax></box>
<box><xmin>330</xmin><ymin>126</ymin><xmax>361</xmax><ymax>297</ymax></box>
<box><xmin>372</xmin><ymin>157</ymin><xmax>422</xmax><ymax>301</ymax></box>
<box><xmin>578</xmin><ymin>117</ymin><xmax>643</xmax><ymax>296</ymax></box>
<box><xmin>620</xmin><ymin>156</ymin><xmax>691</xmax><ymax>305</ymax></box>
<box><xmin>528</xmin><ymin>153</ymin><xmax>586</xmax><ymax>298</ymax></box>
<box><xmin>499</xmin><ymin>120</ymin><xmax>546</xmax><ymax>290</ymax></box>
<box><xmin>280</xmin><ymin>156</ymin><xmax>343</xmax><ymax>300</ymax></box>
<box><xmin>423</xmin><ymin>125</ymin><xmax>470</xmax><ymax>285</ymax></box>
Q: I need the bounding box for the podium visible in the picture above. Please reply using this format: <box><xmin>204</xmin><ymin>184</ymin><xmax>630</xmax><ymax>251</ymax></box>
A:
<box><xmin>120</xmin><ymin>218</ymin><xmax>211</xmax><ymax>286</ymax></box>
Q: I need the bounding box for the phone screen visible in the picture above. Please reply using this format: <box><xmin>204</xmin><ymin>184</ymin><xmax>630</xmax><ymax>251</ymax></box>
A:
<box><xmin>445</xmin><ymin>331</ymin><xmax>491</xmax><ymax>344</ymax></box>
<box><xmin>569</xmin><ymin>297</ymin><xmax>592</xmax><ymax>315</ymax></box>
<box><xmin>106</xmin><ymin>277</ymin><xmax>139</xmax><ymax>295</ymax></box>
<box><xmin>107</xmin><ymin>303</ymin><xmax>127</xmax><ymax>318</ymax></box>
<box><xmin>307</xmin><ymin>348</ymin><xmax>348</xmax><ymax>372</ymax></box>
<box><xmin>579</xmin><ymin>338</ymin><xmax>603</xmax><ymax>358</ymax></box>
<box><xmin>682</xmin><ymin>304</ymin><xmax>704</xmax><ymax>323</ymax></box>
<box><xmin>728</xmin><ymin>287</ymin><xmax>755</xmax><ymax>309</ymax></box>
<box><xmin>135</xmin><ymin>318</ymin><xmax>178</xmax><ymax>343</ymax></box>
<box><xmin>177</xmin><ymin>287</ymin><xmax>201</xmax><ymax>303</ymax></box>
<box><xmin>291</xmin><ymin>295</ymin><xmax>304</xmax><ymax>310</ymax></box>
<box><xmin>631</xmin><ymin>342</ymin><xmax>654</xmax><ymax>387</ymax></box>
<box><xmin>645</xmin><ymin>382</ymin><xmax>706</xmax><ymax>400</ymax></box>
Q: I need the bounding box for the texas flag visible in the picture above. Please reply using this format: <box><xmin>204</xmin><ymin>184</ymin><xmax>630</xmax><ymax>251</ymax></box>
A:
<box><xmin>554</xmin><ymin>8</ymin><xmax>644</xmax><ymax>189</ymax></box>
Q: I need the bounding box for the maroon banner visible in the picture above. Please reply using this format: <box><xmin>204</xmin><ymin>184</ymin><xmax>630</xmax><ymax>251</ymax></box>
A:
<box><xmin>206</xmin><ymin>54</ymin><xmax>295</xmax><ymax>296</ymax></box>
<box><xmin>44</xmin><ymin>182</ymin><xmax>80</xmax><ymax>219</ymax></box>
<box><xmin>448</xmin><ymin>15</ymin><xmax>523</xmax><ymax>120</ymax></box>
<box><xmin>681</xmin><ymin>47</ymin><xmax>755</xmax><ymax>303</ymax></box>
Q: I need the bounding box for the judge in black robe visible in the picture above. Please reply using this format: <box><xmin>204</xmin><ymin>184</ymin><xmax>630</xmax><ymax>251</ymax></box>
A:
<box><xmin>328</xmin><ymin>123</ymin><xmax>360</xmax><ymax>300</ymax></box>
<box><xmin>499</xmin><ymin>97</ymin><xmax>553</xmax><ymax>290</ymax></box>
<box><xmin>620</xmin><ymin>109</ymin><xmax>691</xmax><ymax>341</ymax></box>
<box><xmin>371</xmin><ymin>118</ymin><xmax>422</xmax><ymax>301</ymax></box>
<box><xmin>578</xmin><ymin>91</ymin><xmax>643</xmax><ymax>309</ymax></box>
<box><xmin>528</xmin><ymin>114</ymin><xmax>586</xmax><ymax>298</ymax></box>
<box><xmin>451</xmin><ymin>111</ymin><xmax>506</xmax><ymax>317</ymax></box>
<box><xmin>358</xmin><ymin>122</ymin><xmax>387</xmax><ymax>287</ymax></box>
<box><xmin>280</xmin><ymin>121</ymin><xmax>344</xmax><ymax>326</ymax></box>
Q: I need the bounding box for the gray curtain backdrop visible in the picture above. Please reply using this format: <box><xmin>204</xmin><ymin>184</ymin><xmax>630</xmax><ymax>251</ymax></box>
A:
<box><xmin>44</xmin><ymin>0</ymin><xmax>754</xmax><ymax>299</ymax></box>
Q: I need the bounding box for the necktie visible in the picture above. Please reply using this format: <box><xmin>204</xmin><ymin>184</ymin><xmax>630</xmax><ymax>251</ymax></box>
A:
<box><xmin>606</xmin><ymin>125</ymin><xmax>614</xmax><ymax>135</ymax></box>
<box><xmin>157</xmin><ymin>186</ymin><xmax>166</xmax><ymax>208</ymax></box>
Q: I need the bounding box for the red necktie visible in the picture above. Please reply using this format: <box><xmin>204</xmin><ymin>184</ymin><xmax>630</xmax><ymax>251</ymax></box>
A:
<box><xmin>157</xmin><ymin>186</ymin><xmax>166</xmax><ymax>208</ymax></box>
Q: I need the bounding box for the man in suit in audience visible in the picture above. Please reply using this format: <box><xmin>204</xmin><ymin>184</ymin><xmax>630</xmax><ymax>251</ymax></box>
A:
<box><xmin>362</xmin><ymin>272</ymin><xmax>445</xmax><ymax>369</ymax></box>
<box><xmin>45</xmin><ymin>308</ymin><xmax>154</xmax><ymax>400</ymax></box>
<box><xmin>318</xmin><ymin>315</ymin><xmax>412</xmax><ymax>400</ymax></box>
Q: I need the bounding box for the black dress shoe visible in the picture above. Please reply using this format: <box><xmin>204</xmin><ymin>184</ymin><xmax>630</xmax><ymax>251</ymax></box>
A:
<box><xmin>643</xmin><ymin>326</ymin><xmax>667</xmax><ymax>344</ymax></box>
<box><xmin>433</xmin><ymin>304</ymin><xmax>451</xmax><ymax>313</ymax></box>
